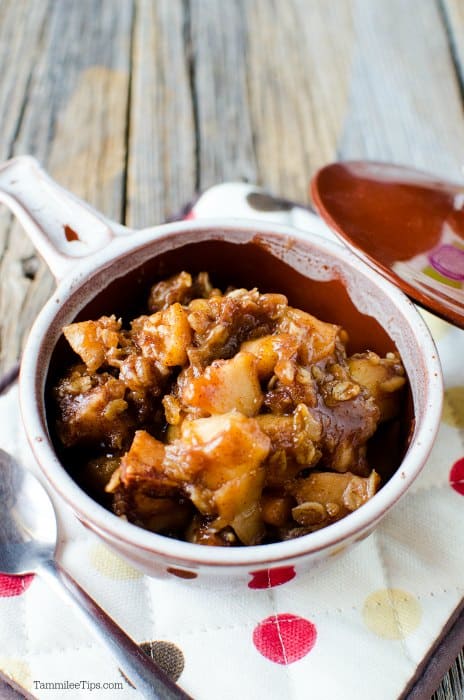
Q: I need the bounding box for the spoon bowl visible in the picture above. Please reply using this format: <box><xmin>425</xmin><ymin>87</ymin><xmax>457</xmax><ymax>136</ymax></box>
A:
<box><xmin>0</xmin><ymin>449</ymin><xmax>57</xmax><ymax>575</ymax></box>
<box><xmin>0</xmin><ymin>448</ymin><xmax>190</xmax><ymax>699</ymax></box>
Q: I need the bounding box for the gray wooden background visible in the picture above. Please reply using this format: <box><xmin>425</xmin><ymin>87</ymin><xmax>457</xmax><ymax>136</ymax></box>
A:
<box><xmin>0</xmin><ymin>1</ymin><xmax>463</xmax><ymax>697</ymax></box>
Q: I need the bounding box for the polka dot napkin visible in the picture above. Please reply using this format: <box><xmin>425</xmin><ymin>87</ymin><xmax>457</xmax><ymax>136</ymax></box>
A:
<box><xmin>0</xmin><ymin>184</ymin><xmax>463</xmax><ymax>700</ymax></box>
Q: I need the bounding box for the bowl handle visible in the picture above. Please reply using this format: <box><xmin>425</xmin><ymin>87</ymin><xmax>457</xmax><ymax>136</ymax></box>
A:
<box><xmin>0</xmin><ymin>156</ymin><xmax>131</xmax><ymax>282</ymax></box>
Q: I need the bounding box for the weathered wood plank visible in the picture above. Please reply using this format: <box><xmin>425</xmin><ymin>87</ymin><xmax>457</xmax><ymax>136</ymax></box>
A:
<box><xmin>433</xmin><ymin>651</ymin><xmax>464</xmax><ymax>700</ymax></box>
<box><xmin>0</xmin><ymin>0</ymin><xmax>50</xmax><ymax>159</ymax></box>
<box><xmin>0</xmin><ymin>0</ymin><xmax>52</xmax><ymax>374</ymax></box>
<box><xmin>0</xmin><ymin>0</ymin><xmax>51</xmax><ymax>253</ymax></box>
<box><xmin>125</xmin><ymin>0</ymin><xmax>195</xmax><ymax>228</ymax></box>
<box><xmin>0</xmin><ymin>0</ymin><xmax>133</xmax><ymax>373</ymax></box>
<box><xmin>190</xmin><ymin>0</ymin><xmax>257</xmax><ymax>189</ymax></box>
<box><xmin>338</xmin><ymin>0</ymin><xmax>464</xmax><ymax>180</ymax></box>
<box><xmin>244</xmin><ymin>0</ymin><xmax>354</xmax><ymax>201</ymax></box>
<box><xmin>17</xmin><ymin>0</ymin><xmax>133</xmax><ymax>220</ymax></box>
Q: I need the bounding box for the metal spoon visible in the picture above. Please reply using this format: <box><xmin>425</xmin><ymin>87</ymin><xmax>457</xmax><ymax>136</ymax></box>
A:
<box><xmin>0</xmin><ymin>449</ymin><xmax>191</xmax><ymax>700</ymax></box>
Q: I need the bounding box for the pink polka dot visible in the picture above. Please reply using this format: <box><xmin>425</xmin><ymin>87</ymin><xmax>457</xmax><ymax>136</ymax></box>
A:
<box><xmin>449</xmin><ymin>457</ymin><xmax>464</xmax><ymax>495</ymax></box>
<box><xmin>184</xmin><ymin>210</ymin><xmax>196</xmax><ymax>220</ymax></box>
<box><xmin>248</xmin><ymin>566</ymin><xmax>296</xmax><ymax>589</ymax></box>
<box><xmin>0</xmin><ymin>574</ymin><xmax>34</xmax><ymax>598</ymax></box>
<box><xmin>253</xmin><ymin>613</ymin><xmax>317</xmax><ymax>664</ymax></box>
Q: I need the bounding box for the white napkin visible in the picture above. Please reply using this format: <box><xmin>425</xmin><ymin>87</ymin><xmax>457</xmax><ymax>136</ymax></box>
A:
<box><xmin>0</xmin><ymin>184</ymin><xmax>463</xmax><ymax>700</ymax></box>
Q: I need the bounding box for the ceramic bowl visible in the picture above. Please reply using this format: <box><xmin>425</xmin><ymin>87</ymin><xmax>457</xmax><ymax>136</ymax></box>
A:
<box><xmin>0</xmin><ymin>156</ymin><xmax>443</xmax><ymax>583</ymax></box>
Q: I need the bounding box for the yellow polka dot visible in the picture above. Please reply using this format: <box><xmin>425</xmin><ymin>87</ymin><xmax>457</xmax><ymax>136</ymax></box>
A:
<box><xmin>442</xmin><ymin>387</ymin><xmax>464</xmax><ymax>428</ymax></box>
<box><xmin>418</xmin><ymin>308</ymin><xmax>452</xmax><ymax>341</ymax></box>
<box><xmin>0</xmin><ymin>658</ymin><xmax>32</xmax><ymax>690</ymax></box>
<box><xmin>362</xmin><ymin>589</ymin><xmax>422</xmax><ymax>639</ymax></box>
<box><xmin>89</xmin><ymin>543</ymin><xmax>143</xmax><ymax>580</ymax></box>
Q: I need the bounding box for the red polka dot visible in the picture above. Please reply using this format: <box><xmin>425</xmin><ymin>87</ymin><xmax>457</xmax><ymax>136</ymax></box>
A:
<box><xmin>449</xmin><ymin>457</ymin><xmax>464</xmax><ymax>495</ymax></box>
<box><xmin>0</xmin><ymin>574</ymin><xmax>34</xmax><ymax>598</ymax></box>
<box><xmin>248</xmin><ymin>566</ymin><xmax>296</xmax><ymax>589</ymax></box>
<box><xmin>253</xmin><ymin>613</ymin><xmax>317</xmax><ymax>664</ymax></box>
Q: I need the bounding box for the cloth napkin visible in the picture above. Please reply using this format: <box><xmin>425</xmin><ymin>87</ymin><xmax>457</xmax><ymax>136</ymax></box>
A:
<box><xmin>0</xmin><ymin>183</ymin><xmax>463</xmax><ymax>700</ymax></box>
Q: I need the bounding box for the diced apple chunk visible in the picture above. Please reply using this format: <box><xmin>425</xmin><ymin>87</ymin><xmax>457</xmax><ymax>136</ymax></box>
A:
<box><xmin>279</xmin><ymin>307</ymin><xmax>340</xmax><ymax>363</ymax></box>
<box><xmin>348</xmin><ymin>352</ymin><xmax>406</xmax><ymax>421</ymax></box>
<box><xmin>179</xmin><ymin>412</ymin><xmax>270</xmax><ymax>486</ymax></box>
<box><xmin>182</xmin><ymin>351</ymin><xmax>263</xmax><ymax>416</ymax></box>
<box><xmin>55</xmin><ymin>368</ymin><xmax>131</xmax><ymax>450</ymax></box>
<box><xmin>291</xmin><ymin>470</ymin><xmax>380</xmax><ymax>525</ymax></box>
<box><xmin>63</xmin><ymin>316</ymin><xmax>121</xmax><ymax>372</ymax></box>
<box><xmin>114</xmin><ymin>430</ymin><xmax>178</xmax><ymax>495</ymax></box>
<box><xmin>173</xmin><ymin>412</ymin><xmax>270</xmax><ymax>542</ymax></box>
<box><xmin>241</xmin><ymin>333</ymin><xmax>298</xmax><ymax>379</ymax></box>
<box><xmin>135</xmin><ymin>303</ymin><xmax>192</xmax><ymax>367</ymax></box>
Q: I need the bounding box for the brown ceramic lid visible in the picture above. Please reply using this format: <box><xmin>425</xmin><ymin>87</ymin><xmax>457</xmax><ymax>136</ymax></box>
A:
<box><xmin>311</xmin><ymin>161</ymin><xmax>464</xmax><ymax>328</ymax></box>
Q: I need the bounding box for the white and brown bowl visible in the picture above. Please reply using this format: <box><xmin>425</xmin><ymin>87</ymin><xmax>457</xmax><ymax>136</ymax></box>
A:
<box><xmin>0</xmin><ymin>156</ymin><xmax>443</xmax><ymax>583</ymax></box>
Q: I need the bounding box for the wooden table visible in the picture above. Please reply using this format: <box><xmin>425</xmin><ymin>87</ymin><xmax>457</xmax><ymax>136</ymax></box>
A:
<box><xmin>0</xmin><ymin>1</ymin><xmax>462</xmax><ymax>697</ymax></box>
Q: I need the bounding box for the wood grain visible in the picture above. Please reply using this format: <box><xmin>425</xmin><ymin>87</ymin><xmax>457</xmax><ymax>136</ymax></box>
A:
<box><xmin>338</xmin><ymin>0</ymin><xmax>464</xmax><ymax>180</ymax></box>
<box><xmin>0</xmin><ymin>0</ymin><xmax>133</xmax><ymax>373</ymax></box>
<box><xmin>125</xmin><ymin>0</ymin><xmax>195</xmax><ymax>228</ymax></box>
<box><xmin>433</xmin><ymin>654</ymin><xmax>464</xmax><ymax>700</ymax></box>
<box><xmin>0</xmin><ymin>0</ymin><xmax>52</xmax><ymax>374</ymax></box>
<box><xmin>190</xmin><ymin>0</ymin><xmax>257</xmax><ymax>189</ymax></box>
<box><xmin>0</xmin><ymin>0</ymin><xmax>49</xmax><ymax>160</ymax></box>
<box><xmin>245</xmin><ymin>0</ymin><xmax>354</xmax><ymax>201</ymax></box>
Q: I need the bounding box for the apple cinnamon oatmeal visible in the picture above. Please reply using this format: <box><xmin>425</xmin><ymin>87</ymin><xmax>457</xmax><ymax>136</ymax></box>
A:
<box><xmin>53</xmin><ymin>271</ymin><xmax>407</xmax><ymax>546</ymax></box>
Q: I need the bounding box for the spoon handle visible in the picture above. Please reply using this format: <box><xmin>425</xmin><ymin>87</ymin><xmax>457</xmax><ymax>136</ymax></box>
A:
<box><xmin>39</xmin><ymin>559</ymin><xmax>192</xmax><ymax>700</ymax></box>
